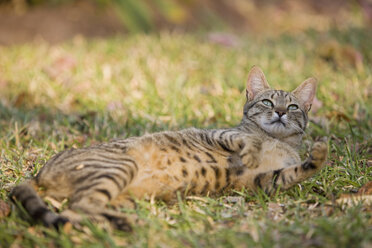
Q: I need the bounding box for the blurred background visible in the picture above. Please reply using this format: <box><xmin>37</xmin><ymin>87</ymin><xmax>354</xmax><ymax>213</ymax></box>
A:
<box><xmin>0</xmin><ymin>0</ymin><xmax>371</xmax><ymax>44</ymax></box>
<box><xmin>0</xmin><ymin>0</ymin><xmax>371</xmax><ymax>127</ymax></box>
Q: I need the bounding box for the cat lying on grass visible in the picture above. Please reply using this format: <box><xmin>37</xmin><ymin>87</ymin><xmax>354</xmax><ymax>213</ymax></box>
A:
<box><xmin>11</xmin><ymin>66</ymin><xmax>328</xmax><ymax>231</ymax></box>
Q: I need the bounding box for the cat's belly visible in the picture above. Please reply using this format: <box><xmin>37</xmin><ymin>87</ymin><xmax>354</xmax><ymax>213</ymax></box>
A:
<box><xmin>113</xmin><ymin>137</ymin><xmax>300</xmax><ymax>203</ymax></box>
<box><xmin>118</xmin><ymin>143</ymin><xmax>231</xmax><ymax>202</ymax></box>
<box><xmin>122</xmin><ymin>169</ymin><xmax>185</xmax><ymax>201</ymax></box>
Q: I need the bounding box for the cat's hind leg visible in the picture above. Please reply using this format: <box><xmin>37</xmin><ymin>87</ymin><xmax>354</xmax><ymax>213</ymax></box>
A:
<box><xmin>60</xmin><ymin>164</ymin><xmax>138</xmax><ymax>231</ymax></box>
<box><xmin>60</xmin><ymin>181</ymin><xmax>133</xmax><ymax>232</ymax></box>
<box><xmin>61</xmin><ymin>206</ymin><xmax>132</xmax><ymax>232</ymax></box>
<box><xmin>253</xmin><ymin>140</ymin><xmax>328</xmax><ymax>195</ymax></box>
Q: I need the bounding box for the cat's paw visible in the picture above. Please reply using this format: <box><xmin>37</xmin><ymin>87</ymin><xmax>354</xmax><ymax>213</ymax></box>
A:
<box><xmin>239</xmin><ymin>139</ymin><xmax>261</xmax><ymax>168</ymax></box>
<box><xmin>101</xmin><ymin>212</ymin><xmax>133</xmax><ymax>232</ymax></box>
<box><xmin>110</xmin><ymin>216</ymin><xmax>132</xmax><ymax>232</ymax></box>
<box><xmin>240</xmin><ymin>151</ymin><xmax>259</xmax><ymax>169</ymax></box>
<box><xmin>310</xmin><ymin>140</ymin><xmax>328</xmax><ymax>166</ymax></box>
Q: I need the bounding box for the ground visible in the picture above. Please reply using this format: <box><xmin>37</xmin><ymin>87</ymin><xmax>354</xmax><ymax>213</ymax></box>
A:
<box><xmin>0</xmin><ymin>6</ymin><xmax>371</xmax><ymax>247</ymax></box>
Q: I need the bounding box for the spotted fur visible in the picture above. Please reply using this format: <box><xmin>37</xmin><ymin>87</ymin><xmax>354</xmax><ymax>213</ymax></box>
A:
<box><xmin>10</xmin><ymin>66</ymin><xmax>328</xmax><ymax>231</ymax></box>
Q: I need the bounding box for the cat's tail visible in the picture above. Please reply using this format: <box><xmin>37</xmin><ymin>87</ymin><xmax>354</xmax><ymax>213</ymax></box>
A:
<box><xmin>10</xmin><ymin>181</ymin><xmax>68</xmax><ymax>229</ymax></box>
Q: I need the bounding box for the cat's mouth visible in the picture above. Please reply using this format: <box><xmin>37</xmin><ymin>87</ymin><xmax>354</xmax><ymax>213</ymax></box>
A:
<box><xmin>268</xmin><ymin>119</ymin><xmax>286</xmax><ymax>127</ymax></box>
<box><xmin>261</xmin><ymin>117</ymin><xmax>292</xmax><ymax>136</ymax></box>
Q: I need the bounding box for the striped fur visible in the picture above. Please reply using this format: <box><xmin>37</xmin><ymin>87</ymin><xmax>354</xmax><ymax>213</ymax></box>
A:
<box><xmin>10</xmin><ymin>66</ymin><xmax>328</xmax><ymax>231</ymax></box>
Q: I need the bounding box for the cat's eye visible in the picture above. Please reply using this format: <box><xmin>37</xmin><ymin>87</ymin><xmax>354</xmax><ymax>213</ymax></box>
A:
<box><xmin>262</xmin><ymin>99</ymin><xmax>273</xmax><ymax>107</ymax></box>
<box><xmin>287</xmin><ymin>104</ymin><xmax>298</xmax><ymax>110</ymax></box>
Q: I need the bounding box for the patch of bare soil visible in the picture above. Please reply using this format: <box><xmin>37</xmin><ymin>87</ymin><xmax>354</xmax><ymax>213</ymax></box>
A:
<box><xmin>0</xmin><ymin>1</ymin><xmax>125</xmax><ymax>45</ymax></box>
<box><xmin>0</xmin><ymin>0</ymin><xmax>369</xmax><ymax>45</ymax></box>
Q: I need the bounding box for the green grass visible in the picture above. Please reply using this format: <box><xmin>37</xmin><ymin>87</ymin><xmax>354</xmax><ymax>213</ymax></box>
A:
<box><xmin>0</xmin><ymin>29</ymin><xmax>371</xmax><ymax>247</ymax></box>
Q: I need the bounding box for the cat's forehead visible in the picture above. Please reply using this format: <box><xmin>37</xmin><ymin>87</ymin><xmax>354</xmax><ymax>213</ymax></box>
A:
<box><xmin>258</xmin><ymin>90</ymin><xmax>297</xmax><ymax>102</ymax></box>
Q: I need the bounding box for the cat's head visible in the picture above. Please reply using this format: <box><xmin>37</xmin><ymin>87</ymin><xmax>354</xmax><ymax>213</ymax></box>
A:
<box><xmin>241</xmin><ymin>66</ymin><xmax>317</xmax><ymax>141</ymax></box>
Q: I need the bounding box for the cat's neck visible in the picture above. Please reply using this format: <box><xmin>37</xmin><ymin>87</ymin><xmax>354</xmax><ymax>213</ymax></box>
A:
<box><xmin>236</xmin><ymin>120</ymin><xmax>303</xmax><ymax>150</ymax></box>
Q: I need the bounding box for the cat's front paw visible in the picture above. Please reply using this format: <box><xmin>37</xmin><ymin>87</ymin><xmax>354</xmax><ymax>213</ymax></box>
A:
<box><xmin>239</xmin><ymin>149</ymin><xmax>259</xmax><ymax>168</ymax></box>
<box><xmin>310</xmin><ymin>140</ymin><xmax>328</xmax><ymax>167</ymax></box>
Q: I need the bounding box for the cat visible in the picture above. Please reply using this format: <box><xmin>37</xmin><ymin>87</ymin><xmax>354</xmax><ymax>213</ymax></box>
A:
<box><xmin>10</xmin><ymin>66</ymin><xmax>328</xmax><ymax>231</ymax></box>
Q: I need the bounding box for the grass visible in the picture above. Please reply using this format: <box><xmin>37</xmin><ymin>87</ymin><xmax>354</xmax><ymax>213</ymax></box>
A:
<box><xmin>0</xmin><ymin>28</ymin><xmax>371</xmax><ymax>247</ymax></box>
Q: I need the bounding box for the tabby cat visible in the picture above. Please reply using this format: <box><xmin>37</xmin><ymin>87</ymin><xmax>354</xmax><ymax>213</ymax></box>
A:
<box><xmin>11</xmin><ymin>66</ymin><xmax>328</xmax><ymax>231</ymax></box>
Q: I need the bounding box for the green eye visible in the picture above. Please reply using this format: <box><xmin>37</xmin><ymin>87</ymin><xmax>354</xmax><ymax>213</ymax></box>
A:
<box><xmin>262</xmin><ymin>99</ymin><xmax>273</xmax><ymax>107</ymax></box>
<box><xmin>287</xmin><ymin>104</ymin><xmax>298</xmax><ymax>110</ymax></box>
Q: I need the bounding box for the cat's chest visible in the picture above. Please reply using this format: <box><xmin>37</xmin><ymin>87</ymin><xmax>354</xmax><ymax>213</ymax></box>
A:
<box><xmin>253</xmin><ymin>140</ymin><xmax>300</xmax><ymax>173</ymax></box>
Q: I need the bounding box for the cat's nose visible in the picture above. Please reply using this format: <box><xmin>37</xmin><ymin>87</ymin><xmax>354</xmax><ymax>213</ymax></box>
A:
<box><xmin>275</xmin><ymin>111</ymin><xmax>286</xmax><ymax>117</ymax></box>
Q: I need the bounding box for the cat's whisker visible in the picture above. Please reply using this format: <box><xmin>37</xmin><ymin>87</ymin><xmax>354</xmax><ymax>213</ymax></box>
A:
<box><xmin>286</xmin><ymin>122</ymin><xmax>306</xmax><ymax>135</ymax></box>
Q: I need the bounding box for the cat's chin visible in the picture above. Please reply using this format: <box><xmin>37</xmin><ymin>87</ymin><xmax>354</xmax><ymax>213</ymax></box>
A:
<box><xmin>260</xmin><ymin>119</ymin><xmax>294</xmax><ymax>138</ymax></box>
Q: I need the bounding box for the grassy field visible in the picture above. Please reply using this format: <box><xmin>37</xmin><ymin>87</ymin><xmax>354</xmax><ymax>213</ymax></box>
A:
<box><xmin>0</xmin><ymin>29</ymin><xmax>371</xmax><ymax>247</ymax></box>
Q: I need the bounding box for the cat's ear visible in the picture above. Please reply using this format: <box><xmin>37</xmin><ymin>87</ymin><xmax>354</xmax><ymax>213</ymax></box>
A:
<box><xmin>292</xmin><ymin>77</ymin><xmax>317</xmax><ymax>112</ymax></box>
<box><xmin>246</xmin><ymin>66</ymin><xmax>271</xmax><ymax>101</ymax></box>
